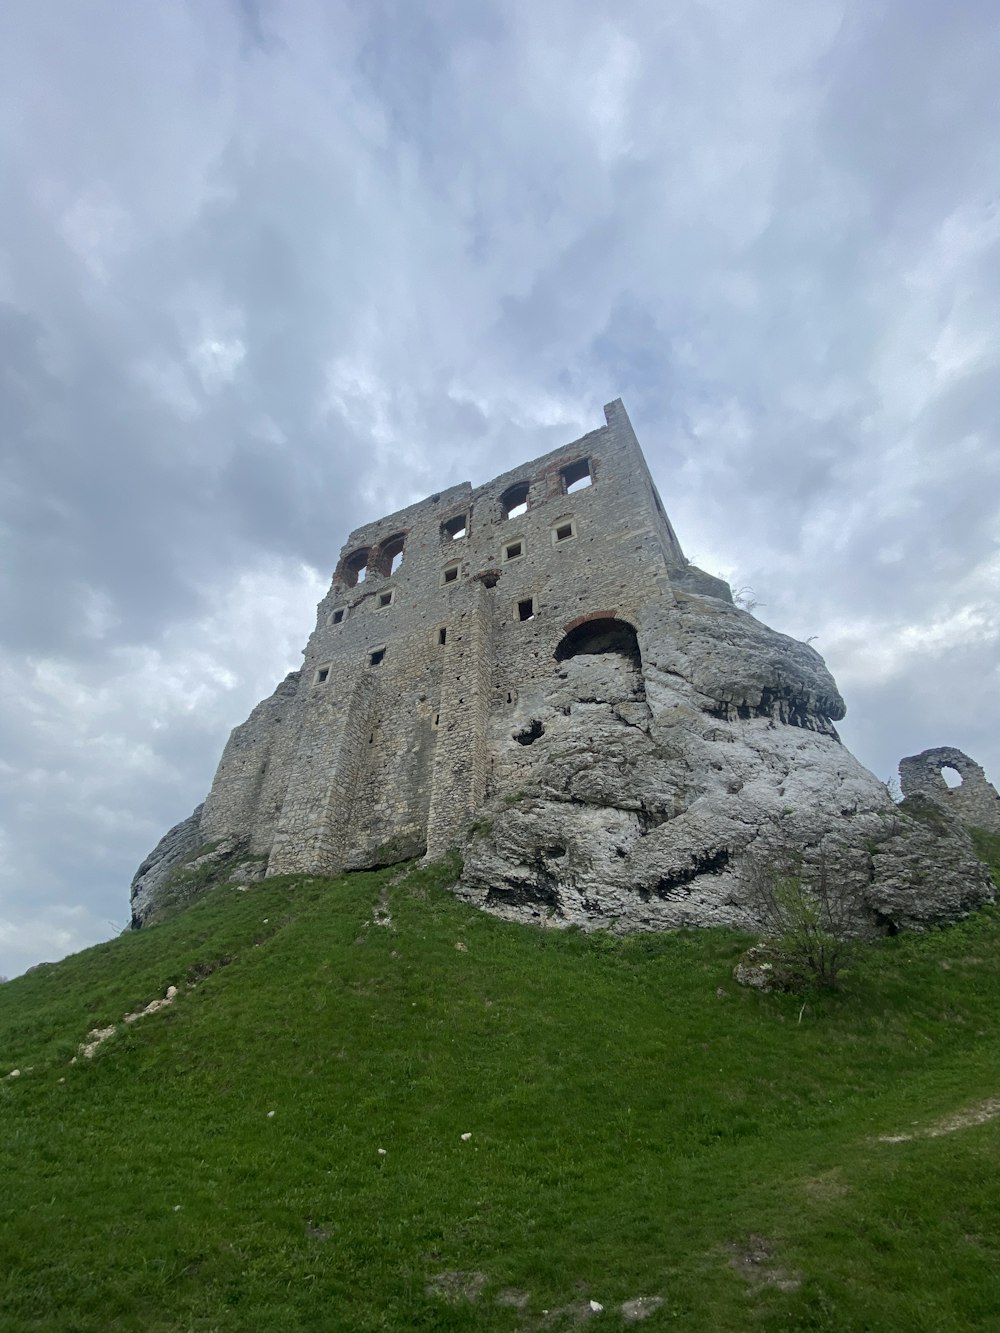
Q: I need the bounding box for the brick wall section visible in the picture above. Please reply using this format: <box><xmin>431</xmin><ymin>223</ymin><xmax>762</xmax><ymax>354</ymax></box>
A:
<box><xmin>200</xmin><ymin>399</ymin><xmax>689</xmax><ymax>874</ymax></box>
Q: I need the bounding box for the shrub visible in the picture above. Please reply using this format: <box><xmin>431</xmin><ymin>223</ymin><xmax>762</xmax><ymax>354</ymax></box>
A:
<box><xmin>739</xmin><ymin>850</ymin><xmax>871</xmax><ymax>990</ymax></box>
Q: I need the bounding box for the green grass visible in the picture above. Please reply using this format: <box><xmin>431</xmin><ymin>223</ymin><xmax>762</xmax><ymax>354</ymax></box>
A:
<box><xmin>1</xmin><ymin>850</ymin><xmax>999</xmax><ymax>1331</ymax></box>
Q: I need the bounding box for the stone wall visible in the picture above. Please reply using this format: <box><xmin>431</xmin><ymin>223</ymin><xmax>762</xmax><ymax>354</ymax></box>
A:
<box><xmin>192</xmin><ymin>398</ymin><xmax>681</xmax><ymax>883</ymax></box>
<box><xmin>899</xmin><ymin>747</ymin><xmax>1000</xmax><ymax>833</ymax></box>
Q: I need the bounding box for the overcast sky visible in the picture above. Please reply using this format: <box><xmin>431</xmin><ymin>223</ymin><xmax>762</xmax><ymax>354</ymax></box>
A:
<box><xmin>1</xmin><ymin>0</ymin><xmax>998</xmax><ymax>978</ymax></box>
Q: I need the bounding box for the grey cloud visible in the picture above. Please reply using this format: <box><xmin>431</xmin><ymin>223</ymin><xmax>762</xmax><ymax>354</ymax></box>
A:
<box><xmin>1</xmin><ymin>0</ymin><xmax>998</xmax><ymax>975</ymax></box>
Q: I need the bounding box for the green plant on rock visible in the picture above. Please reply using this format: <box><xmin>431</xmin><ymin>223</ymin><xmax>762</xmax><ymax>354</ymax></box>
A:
<box><xmin>739</xmin><ymin>849</ymin><xmax>870</xmax><ymax>990</ymax></box>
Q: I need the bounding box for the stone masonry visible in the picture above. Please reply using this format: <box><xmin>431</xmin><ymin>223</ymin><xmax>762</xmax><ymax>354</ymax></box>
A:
<box><xmin>899</xmin><ymin>747</ymin><xmax>1000</xmax><ymax>833</ymax></box>
<box><xmin>131</xmin><ymin>401</ymin><xmax>996</xmax><ymax>931</ymax></box>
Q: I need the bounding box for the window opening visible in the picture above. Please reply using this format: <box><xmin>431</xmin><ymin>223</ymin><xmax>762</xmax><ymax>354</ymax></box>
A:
<box><xmin>560</xmin><ymin>458</ymin><xmax>592</xmax><ymax>493</ymax></box>
<box><xmin>441</xmin><ymin>514</ymin><xmax>467</xmax><ymax>541</ymax></box>
<box><xmin>554</xmin><ymin>617</ymin><xmax>640</xmax><ymax>665</ymax></box>
<box><xmin>518</xmin><ymin>598</ymin><xmax>535</xmax><ymax>622</ymax></box>
<box><xmin>941</xmin><ymin>765</ymin><xmax>963</xmax><ymax>789</ymax></box>
<box><xmin>503</xmin><ymin>540</ymin><xmax>524</xmax><ymax>563</ymax></box>
<box><xmin>433</xmin><ymin>712</ymin><xmax>440</xmax><ymax>727</ymax></box>
<box><xmin>500</xmin><ymin>481</ymin><xmax>530</xmax><ymax>520</ymax></box>
<box><xmin>378</xmin><ymin>533</ymin><xmax>405</xmax><ymax>577</ymax></box>
<box><xmin>331</xmin><ymin>608</ymin><xmax>345</xmax><ymax>625</ymax></box>
<box><xmin>369</xmin><ymin>648</ymin><xmax>386</xmax><ymax>666</ymax></box>
<box><xmin>377</xmin><ymin>591</ymin><xmax>394</xmax><ymax>609</ymax></box>
<box><xmin>315</xmin><ymin>666</ymin><xmax>330</xmax><ymax>684</ymax></box>
<box><xmin>554</xmin><ymin>521</ymin><xmax>575</xmax><ymax>543</ymax></box>
<box><xmin>480</xmin><ymin>571</ymin><xmax>500</xmax><ymax>588</ymax></box>
<box><xmin>438</xmin><ymin>627</ymin><xmax>447</xmax><ymax>646</ymax></box>
<box><xmin>442</xmin><ymin>563</ymin><xmax>460</xmax><ymax>585</ymax></box>
<box><xmin>343</xmin><ymin>548</ymin><xmax>369</xmax><ymax>586</ymax></box>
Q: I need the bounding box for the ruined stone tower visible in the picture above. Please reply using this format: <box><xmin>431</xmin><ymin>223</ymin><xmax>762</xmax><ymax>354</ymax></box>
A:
<box><xmin>197</xmin><ymin>400</ymin><xmax>684</xmax><ymax>876</ymax></box>
<box><xmin>131</xmin><ymin>401</ymin><xmax>995</xmax><ymax>932</ymax></box>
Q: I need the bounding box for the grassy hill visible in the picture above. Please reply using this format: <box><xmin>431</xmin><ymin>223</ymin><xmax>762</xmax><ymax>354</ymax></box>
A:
<box><xmin>2</xmin><ymin>843</ymin><xmax>999</xmax><ymax>1332</ymax></box>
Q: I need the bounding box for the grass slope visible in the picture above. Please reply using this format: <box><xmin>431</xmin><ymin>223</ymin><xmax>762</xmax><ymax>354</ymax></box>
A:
<box><xmin>2</xmin><ymin>853</ymin><xmax>999</xmax><ymax>1332</ymax></box>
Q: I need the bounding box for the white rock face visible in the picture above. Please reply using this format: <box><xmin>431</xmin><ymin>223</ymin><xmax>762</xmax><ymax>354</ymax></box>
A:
<box><xmin>457</xmin><ymin>590</ymin><xmax>994</xmax><ymax>933</ymax></box>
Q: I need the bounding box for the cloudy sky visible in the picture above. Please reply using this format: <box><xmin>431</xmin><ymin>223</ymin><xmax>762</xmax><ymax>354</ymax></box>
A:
<box><xmin>2</xmin><ymin>0</ymin><xmax>998</xmax><ymax>977</ymax></box>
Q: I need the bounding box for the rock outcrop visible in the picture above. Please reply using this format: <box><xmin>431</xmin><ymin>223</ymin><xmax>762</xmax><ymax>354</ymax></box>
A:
<box><xmin>455</xmin><ymin>592</ymin><xmax>995</xmax><ymax>933</ymax></box>
<box><xmin>130</xmin><ymin>805</ymin><xmax>204</xmax><ymax>927</ymax></box>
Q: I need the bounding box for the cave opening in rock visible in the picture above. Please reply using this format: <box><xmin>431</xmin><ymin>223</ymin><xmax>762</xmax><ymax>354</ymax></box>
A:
<box><xmin>514</xmin><ymin>719</ymin><xmax>545</xmax><ymax>745</ymax></box>
<box><xmin>554</xmin><ymin>617</ymin><xmax>641</xmax><ymax>666</ymax></box>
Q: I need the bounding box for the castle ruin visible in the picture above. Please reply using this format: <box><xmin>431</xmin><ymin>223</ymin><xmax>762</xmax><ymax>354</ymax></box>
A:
<box><xmin>132</xmin><ymin>401</ymin><xmax>996</xmax><ymax>932</ymax></box>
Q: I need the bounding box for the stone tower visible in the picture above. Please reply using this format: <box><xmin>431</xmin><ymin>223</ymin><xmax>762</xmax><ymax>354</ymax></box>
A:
<box><xmin>131</xmin><ymin>401</ymin><xmax>995</xmax><ymax>932</ymax></box>
<box><xmin>194</xmin><ymin>400</ymin><xmax>684</xmax><ymax>876</ymax></box>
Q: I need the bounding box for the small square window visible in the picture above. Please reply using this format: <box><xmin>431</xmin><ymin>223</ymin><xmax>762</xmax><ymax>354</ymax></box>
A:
<box><xmin>369</xmin><ymin>648</ymin><xmax>385</xmax><ymax>666</ymax></box>
<box><xmin>438</xmin><ymin>627</ymin><xmax>447</xmax><ymax>646</ymax></box>
<box><xmin>503</xmin><ymin>540</ymin><xmax>524</xmax><ymax>563</ymax></box>
<box><xmin>560</xmin><ymin>457</ymin><xmax>592</xmax><ymax>493</ymax></box>
<box><xmin>377</xmin><ymin>590</ymin><xmax>394</xmax><ymax>609</ymax></box>
<box><xmin>442</xmin><ymin>564</ymin><xmax>460</xmax><ymax>585</ymax></box>
<box><xmin>331</xmin><ymin>608</ymin><xmax>345</xmax><ymax>625</ymax></box>
<box><xmin>518</xmin><ymin>598</ymin><xmax>535</xmax><ymax>622</ymax></box>
<box><xmin>315</xmin><ymin>666</ymin><xmax>330</xmax><ymax>684</ymax></box>
<box><xmin>554</xmin><ymin>521</ymin><xmax>575</xmax><ymax>543</ymax></box>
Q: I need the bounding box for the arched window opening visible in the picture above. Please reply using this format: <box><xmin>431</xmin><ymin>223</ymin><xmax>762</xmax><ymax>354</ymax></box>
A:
<box><xmin>560</xmin><ymin>457</ymin><xmax>592</xmax><ymax>494</ymax></box>
<box><xmin>941</xmin><ymin>765</ymin><xmax>963</xmax><ymax>789</ymax></box>
<box><xmin>501</xmin><ymin>481</ymin><xmax>530</xmax><ymax>520</ymax></box>
<box><xmin>378</xmin><ymin>533</ymin><xmax>405</xmax><ymax>576</ymax></box>
<box><xmin>343</xmin><ymin>548</ymin><xmax>369</xmax><ymax>586</ymax></box>
<box><xmin>554</xmin><ymin>617</ymin><xmax>640</xmax><ymax>666</ymax></box>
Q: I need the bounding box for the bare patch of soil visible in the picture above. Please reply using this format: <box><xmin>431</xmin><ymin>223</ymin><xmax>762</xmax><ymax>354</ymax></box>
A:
<box><xmin>878</xmin><ymin>1096</ymin><xmax>1000</xmax><ymax>1143</ymax></box>
<box><xmin>725</xmin><ymin>1235</ymin><xmax>801</xmax><ymax>1292</ymax></box>
<box><xmin>425</xmin><ymin>1270</ymin><xmax>487</xmax><ymax>1303</ymax></box>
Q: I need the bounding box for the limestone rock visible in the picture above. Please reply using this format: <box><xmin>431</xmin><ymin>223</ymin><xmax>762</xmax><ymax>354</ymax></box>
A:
<box><xmin>129</xmin><ymin>804</ymin><xmax>204</xmax><ymax>927</ymax></box>
<box><xmin>456</xmin><ymin>592</ymin><xmax>995</xmax><ymax>934</ymax></box>
<box><xmin>733</xmin><ymin>946</ymin><xmax>787</xmax><ymax>991</ymax></box>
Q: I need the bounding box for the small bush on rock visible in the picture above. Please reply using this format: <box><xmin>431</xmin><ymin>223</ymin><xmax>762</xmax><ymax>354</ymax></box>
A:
<box><xmin>738</xmin><ymin>850</ymin><xmax>871</xmax><ymax>991</ymax></box>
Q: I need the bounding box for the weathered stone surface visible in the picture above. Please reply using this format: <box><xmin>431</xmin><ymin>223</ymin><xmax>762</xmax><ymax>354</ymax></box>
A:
<box><xmin>867</xmin><ymin>796</ymin><xmax>996</xmax><ymax>930</ymax></box>
<box><xmin>455</xmin><ymin>596</ymin><xmax>995</xmax><ymax>932</ymax></box>
<box><xmin>130</xmin><ymin>804</ymin><xmax>203</xmax><ymax>926</ymax></box>
<box><xmin>900</xmin><ymin>746</ymin><xmax>1000</xmax><ymax>833</ymax></box>
<box><xmin>130</xmin><ymin>401</ymin><xmax>997</xmax><ymax>934</ymax></box>
<box><xmin>733</xmin><ymin>946</ymin><xmax>788</xmax><ymax>991</ymax></box>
